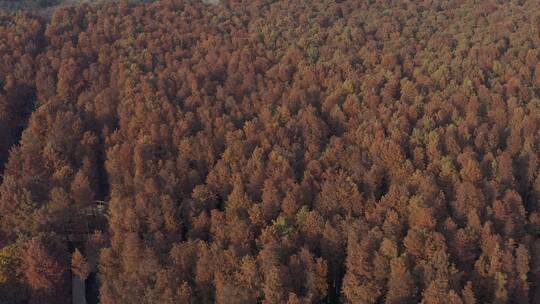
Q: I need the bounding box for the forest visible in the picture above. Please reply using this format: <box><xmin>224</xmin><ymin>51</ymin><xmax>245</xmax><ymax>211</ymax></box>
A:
<box><xmin>0</xmin><ymin>0</ymin><xmax>60</xmax><ymax>10</ymax></box>
<box><xmin>0</xmin><ymin>0</ymin><xmax>539</xmax><ymax>303</ymax></box>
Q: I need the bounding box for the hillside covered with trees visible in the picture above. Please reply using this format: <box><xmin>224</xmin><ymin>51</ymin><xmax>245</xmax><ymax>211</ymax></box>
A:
<box><xmin>0</xmin><ymin>0</ymin><xmax>540</xmax><ymax>303</ymax></box>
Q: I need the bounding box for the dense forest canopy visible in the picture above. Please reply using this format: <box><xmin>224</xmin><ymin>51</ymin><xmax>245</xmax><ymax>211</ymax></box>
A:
<box><xmin>0</xmin><ymin>0</ymin><xmax>539</xmax><ymax>303</ymax></box>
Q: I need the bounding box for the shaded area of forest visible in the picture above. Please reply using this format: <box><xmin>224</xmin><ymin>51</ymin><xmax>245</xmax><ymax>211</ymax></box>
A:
<box><xmin>0</xmin><ymin>0</ymin><xmax>540</xmax><ymax>303</ymax></box>
<box><xmin>0</xmin><ymin>0</ymin><xmax>61</xmax><ymax>10</ymax></box>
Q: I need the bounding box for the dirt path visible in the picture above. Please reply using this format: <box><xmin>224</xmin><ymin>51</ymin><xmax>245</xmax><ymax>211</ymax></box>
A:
<box><xmin>72</xmin><ymin>276</ymin><xmax>87</xmax><ymax>304</ymax></box>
